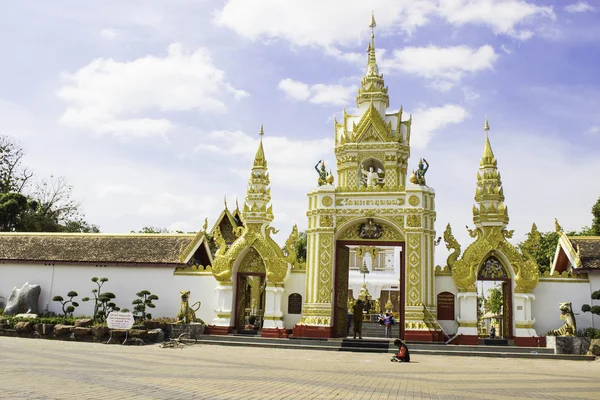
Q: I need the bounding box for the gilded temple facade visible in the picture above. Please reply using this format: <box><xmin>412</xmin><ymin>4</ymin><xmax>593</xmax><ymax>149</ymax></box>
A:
<box><xmin>294</xmin><ymin>16</ymin><xmax>440</xmax><ymax>341</ymax></box>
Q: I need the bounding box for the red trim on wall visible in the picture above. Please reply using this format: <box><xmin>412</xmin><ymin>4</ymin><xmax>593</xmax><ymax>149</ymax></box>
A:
<box><xmin>405</xmin><ymin>330</ymin><xmax>444</xmax><ymax>342</ymax></box>
<box><xmin>205</xmin><ymin>325</ymin><xmax>232</xmax><ymax>335</ymax></box>
<box><xmin>292</xmin><ymin>324</ymin><xmax>331</xmax><ymax>338</ymax></box>
<box><xmin>261</xmin><ymin>328</ymin><xmax>289</xmax><ymax>338</ymax></box>
<box><xmin>450</xmin><ymin>334</ymin><xmax>480</xmax><ymax>345</ymax></box>
<box><xmin>514</xmin><ymin>336</ymin><xmax>546</xmax><ymax>347</ymax></box>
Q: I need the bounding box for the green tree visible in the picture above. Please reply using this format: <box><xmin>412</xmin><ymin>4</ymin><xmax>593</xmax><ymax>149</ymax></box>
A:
<box><xmin>294</xmin><ymin>231</ymin><xmax>307</xmax><ymax>264</ymax></box>
<box><xmin>591</xmin><ymin>197</ymin><xmax>600</xmax><ymax>236</ymax></box>
<box><xmin>0</xmin><ymin>135</ymin><xmax>33</xmax><ymax>193</ymax></box>
<box><xmin>52</xmin><ymin>291</ymin><xmax>79</xmax><ymax>317</ymax></box>
<box><xmin>0</xmin><ymin>136</ymin><xmax>98</xmax><ymax>232</ymax></box>
<box><xmin>132</xmin><ymin>290</ymin><xmax>159</xmax><ymax>321</ymax></box>
<box><xmin>581</xmin><ymin>290</ymin><xmax>600</xmax><ymax>316</ymax></box>
<box><xmin>484</xmin><ymin>287</ymin><xmax>503</xmax><ymax>315</ymax></box>
<box><xmin>132</xmin><ymin>226</ymin><xmax>170</xmax><ymax>233</ymax></box>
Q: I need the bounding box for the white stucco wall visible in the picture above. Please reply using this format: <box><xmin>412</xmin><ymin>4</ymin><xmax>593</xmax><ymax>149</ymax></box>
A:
<box><xmin>282</xmin><ymin>272</ymin><xmax>306</xmax><ymax>329</ymax></box>
<box><xmin>531</xmin><ymin>278</ymin><xmax>598</xmax><ymax>335</ymax></box>
<box><xmin>0</xmin><ymin>263</ymin><xmax>218</xmax><ymax>323</ymax></box>
<box><xmin>435</xmin><ymin>275</ymin><xmax>459</xmax><ymax>335</ymax></box>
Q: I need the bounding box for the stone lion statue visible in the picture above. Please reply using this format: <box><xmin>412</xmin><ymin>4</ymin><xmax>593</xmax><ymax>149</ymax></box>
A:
<box><xmin>176</xmin><ymin>290</ymin><xmax>204</xmax><ymax>324</ymax></box>
<box><xmin>547</xmin><ymin>302</ymin><xmax>577</xmax><ymax>336</ymax></box>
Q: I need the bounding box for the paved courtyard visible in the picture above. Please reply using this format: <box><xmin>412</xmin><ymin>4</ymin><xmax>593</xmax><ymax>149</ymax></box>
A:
<box><xmin>1</xmin><ymin>337</ymin><xmax>599</xmax><ymax>400</ymax></box>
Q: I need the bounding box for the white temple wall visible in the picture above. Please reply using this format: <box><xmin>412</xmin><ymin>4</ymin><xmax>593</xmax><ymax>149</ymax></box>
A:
<box><xmin>282</xmin><ymin>272</ymin><xmax>306</xmax><ymax>329</ymax></box>
<box><xmin>0</xmin><ymin>263</ymin><xmax>219</xmax><ymax>323</ymax></box>
<box><xmin>435</xmin><ymin>275</ymin><xmax>459</xmax><ymax>335</ymax></box>
<box><xmin>532</xmin><ymin>279</ymin><xmax>596</xmax><ymax>335</ymax></box>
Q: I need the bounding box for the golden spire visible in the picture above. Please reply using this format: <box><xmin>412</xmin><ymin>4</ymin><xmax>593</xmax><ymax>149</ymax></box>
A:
<box><xmin>243</xmin><ymin>124</ymin><xmax>273</xmax><ymax>224</ymax></box>
<box><xmin>253</xmin><ymin>124</ymin><xmax>267</xmax><ymax>168</ymax></box>
<box><xmin>481</xmin><ymin>117</ymin><xmax>496</xmax><ymax>168</ymax></box>
<box><xmin>224</xmin><ymin>195</ymin><xmax>228</xmax><ymax>209</ymax></box>
<box><xmin>356</xmin><ymin>12</ymin><xmax>389</xmax><ymax>108</ymax></box>
<box><xmin>473</xmin><ymin>116</ymin><xmax>507</xmax><ymax>228</ymax></box>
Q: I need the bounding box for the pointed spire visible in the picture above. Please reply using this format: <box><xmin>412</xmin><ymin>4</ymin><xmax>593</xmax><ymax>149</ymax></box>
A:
<box><xmin>356</xmin><ymin>12</ymin><xmax>389</xmax><ymax>108</ymax></box>
<box><xmin>224</xmin><ymin>195</ymin><xmax>228</xmax><ymax>209</ymax></box>
<box><xmin>253</xmin><ymin>124</ymin><xmax>267</xmax><ymax>168</ymax></box>
<box><xmin>243</xmin><ymin>124</ymin><xmax>273</xmax><ymax>224</ymax></box>
<box><xmin>481</xmin><ymin>117</ymin><xmax>496</xmax><ymax>168</ymax></box>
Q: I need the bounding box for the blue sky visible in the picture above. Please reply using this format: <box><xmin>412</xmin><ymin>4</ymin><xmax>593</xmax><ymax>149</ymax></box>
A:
<box><xmin>1</xmin><ymin>0</ymin><xmax>599</xmax><ymax>263</ymax></box>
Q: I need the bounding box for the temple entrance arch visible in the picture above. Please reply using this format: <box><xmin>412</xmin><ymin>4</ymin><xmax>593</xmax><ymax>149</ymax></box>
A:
<box><xmin>476</xmin><ymin>252</ymin><xmax>513</xmax><ymax>339</ymax></box>
<box><xmin>232</xmin><ymin>247</ymin><xmax>266</xmax><ymax>332</ymax></box>
<box><xmin>332</xmin><ymin>217</ymin><xmax>406</xmax><ymax>339</ymax></box>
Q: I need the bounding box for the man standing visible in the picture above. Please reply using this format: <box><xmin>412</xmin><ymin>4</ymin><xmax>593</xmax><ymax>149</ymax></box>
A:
<box><xmin>352</xmin><ymin>300</ymin><xmax>364</xmax><ymax>339</ymax></box>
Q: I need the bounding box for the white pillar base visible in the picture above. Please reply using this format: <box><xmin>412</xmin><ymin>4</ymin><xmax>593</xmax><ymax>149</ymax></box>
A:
<box><xmin>212</xmin><ymin>283</ymin><xmax>234</xmax><ymax>327</ymax></box>
<box><xmin>263</xmin><ymin>285</ymin><xmax>285</xmax><ymax>329</ymax></box>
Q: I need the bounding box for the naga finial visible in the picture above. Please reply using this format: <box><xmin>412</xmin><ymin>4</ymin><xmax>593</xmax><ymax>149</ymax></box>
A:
<box><xmin>554</xmin><ymin>218</ymin><xmax>563</xmax><ymax>233</ymax></box>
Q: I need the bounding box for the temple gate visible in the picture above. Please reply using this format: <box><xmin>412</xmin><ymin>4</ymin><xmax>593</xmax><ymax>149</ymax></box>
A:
<box><xmin>293</xmin><ymin>15</ymin><xmax>442</xmax><ymax>341</ymax></box>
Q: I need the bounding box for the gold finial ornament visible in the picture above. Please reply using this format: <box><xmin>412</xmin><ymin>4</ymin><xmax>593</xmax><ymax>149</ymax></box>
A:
<box><xmin>224</xmin><ymin>195</ymin><xmax>228</xmax><ymax>209</ymax></box>
<box><xmin>202</xmin><ymin>217</ymin><xmax>208</xmax><ymax>233</ymax></box>
<box><xmin>554</xmin><ymin>218</ymin><xmax>563</xmax><ymax>233</ymax></box>
<box><xmin>369</xmin><ymin>11</ymin><xmax>376</xmax><ymax>30</ymax></box>
<box><xmin>409</xmin><ymin>170</ymin><xmax>418</xmax><ymax>184</ymax></box>
<box><xmin>484</xmin><ymin>116</ymin><xmax>490</xmax><ymax>132</ymax></box>
<box><xmin>326</xmin><ymin>170</ymin><xmax>334</xmax><ymax>185</ymax></box>
<box><xmin>259</xmin><ymin>123</ymin><xmax>264</xmax><ymax>136</ymax></box>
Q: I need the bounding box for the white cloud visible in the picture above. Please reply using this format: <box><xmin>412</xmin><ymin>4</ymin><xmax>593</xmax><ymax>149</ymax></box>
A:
<box><xmin>138</xmin><ymin>192</ymin><xmax>214</xmax><ymax>217</ymax></box>
<box><xmin>380</xmin><ymin>45</ymin><xmax>498</xmax><ymax>90</ymax></box>
<box><xmin>410</xmin><ymin>104</ymin><xmax>470</xmax><ymax>148</ymax></box>
<box><xmin>99</xmin><ymin>28</ymin><xmax>119</xmax><ymax>40</ymax></box>
<box><xmin>565</xmin><ymin>2</ymin><xmax>595</xmax><ymax>13</ymax></box>
<box><xmin>500</xmin><ymin>44</ymin><xmax>513</xmax><ymax>55</ymax></box>
<box><xmin>437</xmin><ymin>0</ymin><xmax>555</xmax><ymax>40</ymax></box>
<box><xmin>278</xmin><ymin>78</ymin><xmax>357</xmax><ymax>106</ymax></box>
<box><xmin>57</xmin><ymin>43</ymin><xmax>248</xmax><ymax>137</ymax></box>
<box><xmin>462</xmin><ymin>87</ymin><xmax>480</xmax><ymax>101</ymax></box>
<box><xmin>215</xmin><ymin>0</ymin><xmax>555</xmax><ymax>50</ymax></box>
<box><xmin>585</xmin><ymin>125</ymin><xmax>600</xmax><ymax>136</ymax></box>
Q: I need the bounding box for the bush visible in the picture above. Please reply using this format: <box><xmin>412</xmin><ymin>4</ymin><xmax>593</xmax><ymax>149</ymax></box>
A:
<box><xmin>52</xmin><ymin>291</ymin><xmax>80</xmax><ymax>317</ymax></box>
<box><xmin>132</xmin><ymin>290</ymin><xmax>159</xmax><ymax>321</ymax></box>
<box><xmin>576</xmin><ymin>328</ymin><xmax>600</xmax><ymax>339</ymax></box>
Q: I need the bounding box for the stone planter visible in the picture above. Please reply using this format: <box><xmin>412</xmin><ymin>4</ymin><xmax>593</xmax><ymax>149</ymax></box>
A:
<box><xmin>91</xmin><ymin>326</ymin><xmax>110</xmax><ymax>340</ymax></box>
<box><xmin>147</xmin><ymin>328</ymin><xmax>164</xmax><ymax>343</ymax></box>
<box><xmin>34</xmin><ymin>323</ymin><xmax>55</xmax><ymax>336</ymax></box>
<box><xmin>168</xmin><ymin>323</ymin><xmax>205</xmax><ymax>339</ymax></box>
<box><xmin>546</xmin><ymin>336</ymin><xmax>592</xmax><ymax>354</ymax></box>
<box><xmin>143</xmin><ymin>321</ymin><xmax>161</xmax><ymax>330</ymax></box>
<box><xmin>54</xmin><ymin>324</ymin><xmax>74</xmax><ymax>336</ymax></box>
<box><xmin>72</xmin><ymin>327</ymin><xmax>91</xmax><ymax>337</ymax></box>
<box><xmin>74</xmin><ymin>318</ymin><xmax>93</xmax><ymax>328</ymax></box>
<box><xmin>128</xmin><ymin>329</ymin><xmax>148</xmax><ymax>340</ymax></box>
<box><xmin>588</xmin><ymin>339</ymin><xmax>600</xmax><ymax>356</ymax></box>
<box><xmin>15</xmin><ymin>321</ymin><xmax>33</xmax><ymax>334</ymax></box>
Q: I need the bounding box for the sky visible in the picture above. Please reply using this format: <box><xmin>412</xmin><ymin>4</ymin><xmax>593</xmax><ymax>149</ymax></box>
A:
<box><xmin>1</xmin><ymin>0</ymin><xmax>599</xmax><ymax>265</ymax></box>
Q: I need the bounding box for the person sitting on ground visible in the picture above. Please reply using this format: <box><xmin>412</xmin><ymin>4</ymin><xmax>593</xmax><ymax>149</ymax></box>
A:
<box><xmin>391</xmin><ymin>339</ymin><xmax>410</xmax><ymax>362</ymax></box>
<box><xmin>245</xmin><ymin>315</ymin><xmax>258</xmax><ymax>330</ymax></box>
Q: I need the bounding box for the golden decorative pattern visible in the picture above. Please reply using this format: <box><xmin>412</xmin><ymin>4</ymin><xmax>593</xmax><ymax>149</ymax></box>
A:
<box><xmin>318</xmin><ymin>234</ymin><xmax>333</xmax><ymax>303</ymax></box>
<box><xmin>406</xmin><ymin>215</ymin><xmax>421</xmax><ymax>227</ymax></box>
<box><xmin>406</xmin><ymin>233</ymin><xmax>421</xmax><ymax>306</ymax></box>
<box><xmin>337</xmin><ymin>222</ymin><xmax>403</xmax><ymax>242</ymax></box>
<box><xmin>320</xmin><ymin>215</ymin><xmax>334</xmax><ymax>227</ymax></box>
<box><xmin>238</xmin><ymin>247</ymin><xmax>266</xmax><ymax>273</ymax></box>
<box><xmin>321</xmin><ymin>196</ymin><xmax>333</xmax><ymax>207</ymax></box>
<box><xmin>408</xmin><ymin>195</ymin><xmax>420</xmax><ymax>206</ymax></box>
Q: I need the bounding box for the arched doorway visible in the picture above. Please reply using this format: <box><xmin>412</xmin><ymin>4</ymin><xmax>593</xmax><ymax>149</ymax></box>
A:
<box><xmin>234</xmin><ymin>248</ymin><xmax>266</xmax><ymax>333</ymax></box>
<box><xmin>332</xmin><ymin>218</ymin><xmax>405</xmax><ymax>339</ymax></box>
<box><xmin>476</xmin><ymin>255</ymin><xmax>512</xmax><ymax>339</ymax></box>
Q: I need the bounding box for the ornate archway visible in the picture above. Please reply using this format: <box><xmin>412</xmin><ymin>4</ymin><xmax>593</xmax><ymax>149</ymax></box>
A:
<box><xmin>332</xmin><ymin>217</ymin><xmax>406</xmax><ymax>338</ymax></box>
<box><xmin>476</xmin><ymin>254</ymin><xmax>513</xmax><ymax>339</ymax></box>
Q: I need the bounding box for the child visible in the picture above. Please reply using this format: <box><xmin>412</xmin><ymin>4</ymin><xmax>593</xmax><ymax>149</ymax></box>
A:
<box><xmin>391</xmin><ymin>339</ymin><xmax>410</xmax><ymax>362</ymax></box>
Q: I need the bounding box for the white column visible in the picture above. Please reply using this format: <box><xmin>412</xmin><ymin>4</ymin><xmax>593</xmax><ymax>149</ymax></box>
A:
<box><xmin>514</xmin><ymin>292</ymin><xmax>537</xmax><ymax>337</ymax></box>
<box><xmin>212</xmin><ymin>283</ymin><xmax>234</xmax><ymax>326</ymax></box>
<box><xmin>263</xmin><ymin>285</ymin><xmax>285</xmax><ymax>329</ymax></box>
<box><xmin>456</xmin><ymin>292</ymin><xmax>478</xmax><ymax>336</ymax></box>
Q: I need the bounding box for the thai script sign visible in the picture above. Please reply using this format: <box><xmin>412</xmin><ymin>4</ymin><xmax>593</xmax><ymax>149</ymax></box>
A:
<box><xmin>437</xmin><ymin>292</ymin><xmax>455</xmax><ymax>321</ymax></box>
<box><xmin>107</xmin><ymin>311</ymin><xmax>135</xmax><ymax>330</ymax></box>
